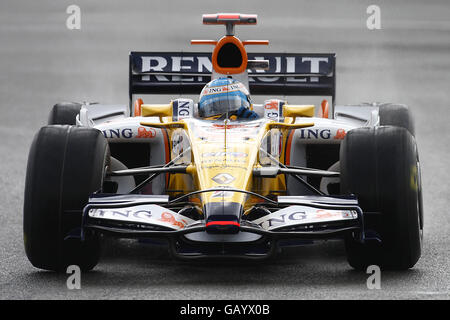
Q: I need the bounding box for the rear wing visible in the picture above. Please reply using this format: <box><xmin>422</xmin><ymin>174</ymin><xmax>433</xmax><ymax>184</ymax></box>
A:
<box><xmin>129</xmin><ymin>52</ymin><xmax>336</xmax><ymax>103</ymax></box>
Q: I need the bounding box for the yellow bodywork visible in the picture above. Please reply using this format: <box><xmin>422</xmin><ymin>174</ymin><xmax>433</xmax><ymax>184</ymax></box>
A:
<box><xmin>140</xmin><ymin>105</ymin><xmax>314</xmax><ymax>215</ymax></box>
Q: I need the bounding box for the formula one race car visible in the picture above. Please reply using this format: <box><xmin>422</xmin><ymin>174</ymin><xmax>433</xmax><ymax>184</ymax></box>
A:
<box><xmin>24</xmin><ymin>13</ymin><xmax>423</xmax><ymax>272</ymax></box>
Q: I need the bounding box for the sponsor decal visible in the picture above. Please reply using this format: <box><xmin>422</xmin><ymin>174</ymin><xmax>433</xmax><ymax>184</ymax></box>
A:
<box><xmin>253</xmin><ymin>206</ymin><xmax>357</xmax><ymax>231</ymax></box>
<box><xmin>202</xmin><ymin>151</ymin><xmax>247</xmax><ymax>158</ymax></box>
<box><xmin>297</xmin><ymin>128</ymin><xmax>349</xmax><ymax>140</ymax></box>
<box><xmin>171</xmin><ymin>128</ymin><xmax>191</xmax><ymax>164</ymax></box>
<box><xmin>201</xmin><ymin>164</ymin><xmax>247</xmax><ymax>170</ymax></box>
<box><xmin>172</xmin><ymin>131</ymin><xmax>184</xmax><ymax>154</ymax></box>
<box><xmin>264</xmin><ymin>101</ymin><xmax>279</xmax><ymax>110</ymax></box>
<box><xmin>189</xmin><ymin>119</ymin><xmax>264</xmax><ymax>142</ymax></box>
<box><xmin>102</xmin><ymin>128</ymin><xmax>133</xmax><ymax>139</ymax></box>
<box><xmin>137</xmin><ymin>126</ymin><xmax>156</xmax><ymax>138</ymax></box>
<box><xmin>211</xmin><ymin>190</ymin><xmax>234</xmax><ymax>198</ymax></box>
<box><xmin>264</xmin><ymin>99</ymin><xmax>284</xmax><ymax>121</ymax></box>
<box><xmin>91</xmin><ymin>208</ymin><xmax>152</xmax><ymax>220</ymax></box>
<box><xmin>101</xmin><ymin>127</ymin><xmax>158</xmax><ymax>139</ymax></box>
<box><xmin>202</xmin><ymin>83</ymin><xmax>243</xmax><ymax>95</ymax></box>
<box><xmin>159</xmin><ymin>212</ymin><xmax>188</xmax><ymax>228</ymax></box>
<box><xmin>201</xmin><ymin>158</ymin><xmax>246</xmax><ymax>164</ymax></box>
<box><xmin>88</xmin><ymin>205</ymin><xmax>194</xmax><ymax>230</ymax></box>
<box><xmin>334</xmin><ymin>129</ymin><xmax>346</xmax><ymax>140</ymax></box>
<box><xmin>212</xmin><ymin>173</ymin><xmax>236</xmax><ymax>185</ymax></box>
<box><xmin>132</xmin><ymin>53</ymin><xmax>334</xmax><ymax>84</ymax></box>
<box><xmin>300</xmin><ymin>128</ymin><xmax>347</xmax><ymax>140</ymax></box>
<box><xmin>173</xmin><ymin>99</ymin><xmax>193</xmax><ymax>121</ymax></box>
<box><xmin>260</xmin><ymin>211</ymin><xmax>307</xmax><ymax>229</ymax></box>
<box><xmin>211</xmin><ymin>123</ymin><xmax>260</xmax><ymax>130</ymax></box>
<box><xmin>299</xmin><ymin>128</ymin><xmax>331</xmax><ymax>140</ymax></box>
<box><xmin>314</xmin><ymin>209</ymin><xmax>342</xmax><ymax>219</ymax></box>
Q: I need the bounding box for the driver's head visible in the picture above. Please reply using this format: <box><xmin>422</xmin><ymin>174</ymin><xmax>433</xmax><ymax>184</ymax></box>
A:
<box><xmin>198</xmin><ymin>77</ymin><xmax>251</xmax><ymax>119</ymax></box>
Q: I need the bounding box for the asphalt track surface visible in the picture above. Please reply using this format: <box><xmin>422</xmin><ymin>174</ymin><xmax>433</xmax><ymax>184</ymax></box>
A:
<box><xmin>0</xmin><ymin>0</ymin><xmax>449</xmax><ymax>300</ymax></box>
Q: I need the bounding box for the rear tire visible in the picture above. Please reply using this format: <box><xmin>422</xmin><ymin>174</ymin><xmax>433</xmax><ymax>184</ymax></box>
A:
<box><xmin>24</xmin><ymin>125</ymin><xmax>109</xmax><ymax>272</ymax></box>
<box><xmin>48</xmin><ymin>102</ymin><xmax>82</xmax><ymax>125</ymax></box>
<box><xmin>379</xmin><ymin>103</ymin><xmax>415</xmax><ymax>136</ymax></box>
<box><xmin>341</xmin><ymin>126</ymin><xmax>422</xmax><ymax>270</ymax></box>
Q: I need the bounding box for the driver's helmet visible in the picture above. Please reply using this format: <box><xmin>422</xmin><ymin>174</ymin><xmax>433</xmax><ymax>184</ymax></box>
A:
<box><xmin>198</xmin><ymin>77</ymin><xmax>251</xmax><ymax>118</ymax></box>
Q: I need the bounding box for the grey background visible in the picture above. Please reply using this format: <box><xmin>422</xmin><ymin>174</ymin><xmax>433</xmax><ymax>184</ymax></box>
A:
<box><xmin>0</xmin><ymin>0</ymin><xmax>449</xmax><ymax>299</ymax></box>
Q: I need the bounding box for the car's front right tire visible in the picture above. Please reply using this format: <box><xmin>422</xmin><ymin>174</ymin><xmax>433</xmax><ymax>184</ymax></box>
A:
<box><xmin>24</xmin><ymin>125</ymin><xmax>109</xmax><ymax>272</ymax></box>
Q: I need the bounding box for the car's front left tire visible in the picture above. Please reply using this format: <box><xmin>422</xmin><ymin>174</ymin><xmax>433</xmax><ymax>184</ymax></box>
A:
<box><xmin>340</xmin><ymin>126</ymin><xmax>423</xmax><ymax>270</ymax></box>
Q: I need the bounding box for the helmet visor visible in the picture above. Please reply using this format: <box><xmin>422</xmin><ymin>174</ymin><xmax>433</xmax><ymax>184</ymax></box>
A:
<box><xmin>199</xmin><ymin>95</ymin><xmax>249</xmax><ymax>118</ymax></box>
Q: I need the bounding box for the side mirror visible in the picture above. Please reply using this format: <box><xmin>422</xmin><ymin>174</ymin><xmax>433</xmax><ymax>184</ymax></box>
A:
<box><xmin>283</xmin><ymin>105</ymin><xmax>315</xmax><ymax>119</ymax></box>
<box><xmin>141</xmin><ymin>99</ymin><xmax>194</xmax><ymax>121</ymax></box>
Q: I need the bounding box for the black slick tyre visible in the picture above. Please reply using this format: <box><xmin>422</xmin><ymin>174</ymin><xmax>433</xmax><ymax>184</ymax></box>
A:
<box><xmin>340</xmin><ymin>126</ymin><xmax>423</xmax><ymax>270</ymax></box>
<box><xmin>48</xmin><ymin>102</ymin><xmax>82</xmax><ymax>125</ymax></box>
<box><xmin>379</xmin><ymin>103</ymin><xmax>415</xmax><ymax>136</ymax></box>
<box><xmin>24</xmin><ymin>125</ymin><xmax>109</xmax><ymax>272</ymax></box>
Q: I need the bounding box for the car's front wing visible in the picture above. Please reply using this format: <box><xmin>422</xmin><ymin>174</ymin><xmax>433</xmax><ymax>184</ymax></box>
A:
<box><xmin>80</xmin><ymin>194</ymin><xmax>365</xmax><ymax>259</ymax></box>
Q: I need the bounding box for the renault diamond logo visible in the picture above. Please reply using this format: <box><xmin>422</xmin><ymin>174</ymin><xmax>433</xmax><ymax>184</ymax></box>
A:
<box><xmin>212</xmin><ymin>173</ymin><xmax>235</xmax><ymax>184</ymax></box>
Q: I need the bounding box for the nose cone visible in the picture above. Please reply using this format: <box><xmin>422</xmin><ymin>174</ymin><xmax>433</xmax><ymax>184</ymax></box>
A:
<box><xmin>204</xmin><ymin>202</ymin><xmax>242</xmax><ymax>234</ymax></box>
<box><xmin>186</xmin><ymin>118</ymin><xmax>267</xmax><ymax>233</ymax></box>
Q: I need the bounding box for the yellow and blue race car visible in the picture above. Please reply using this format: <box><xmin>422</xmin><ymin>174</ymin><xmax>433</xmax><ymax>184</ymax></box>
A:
<box><xmin>23</xmin><ymin>13</ymin><xmax>423</xmax><ymax>272</ymax></box>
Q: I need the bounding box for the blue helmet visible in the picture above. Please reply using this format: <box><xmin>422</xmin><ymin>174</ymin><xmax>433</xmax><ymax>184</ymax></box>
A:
<box><xmin>198</xmin><ymin>78</ymin><xmax>251</xmax><ymax>118</ymax></box>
